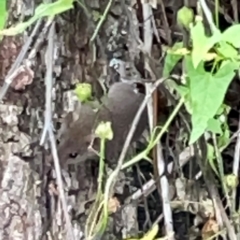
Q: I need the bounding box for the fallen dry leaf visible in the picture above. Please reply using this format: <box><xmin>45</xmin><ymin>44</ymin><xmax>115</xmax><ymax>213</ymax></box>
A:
<box><xmin>11</xmin><ymin>65</ymin><xmax>34</xmax><ymax>90</ymax></box>
<box><xmin>202</xmin><ymin>218</ymin><xmax>219</xmax><ymax>240</ymax></box>
<box><xmin>108</xmin><ymin>197</ymin><xmax>120</xmax><ymax>213</ymax></box>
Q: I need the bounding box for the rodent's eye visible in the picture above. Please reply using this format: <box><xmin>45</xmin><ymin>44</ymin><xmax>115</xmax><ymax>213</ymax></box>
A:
<box><xmin>69</xmin><ymin>152</ymin><xmax>78</xmax><ymax>158</ymax></box>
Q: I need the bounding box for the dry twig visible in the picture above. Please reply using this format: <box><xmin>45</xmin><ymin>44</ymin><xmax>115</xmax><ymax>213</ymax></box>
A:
<box><xmin>41</xmin><ymin>21</ymin><xmax>75</xmax><ymax>240</ymax></box>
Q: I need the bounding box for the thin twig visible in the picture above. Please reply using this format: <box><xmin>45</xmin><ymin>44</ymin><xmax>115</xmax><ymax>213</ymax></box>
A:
<box><xmin>142</xmin><ymin>3</ymin><xmax>174</xmax><ymax>238</ymax></box>
<box><xmin>197</xmin><ymin>139</ymin><xmax>236</xmax><ymax>240</ymax></box>
<box><xmin>232</xmin><ymin>112</ymin><xmax>240</xmax><ymax>215</ymax></box>
<box><xmin>104</xmin><ymin>78</ymin><xmax>165</xmax><ymax>193</ymax></box>
<box><xmin>142</xmin><ymin>2</ymin><xmax>154</xmax><ymax>130</ymax></box>
<box><xmin>28</xmin><ymin>19</ymin><xmax>53</xmax><ymax>61</ymax></box>
<box><xmin>0</xmin><ymin>19</ymin><xmax>42</xmax><ymax>101</ymax></box>
<box><xmin>42</xmin><ymin>22</ymin><xmax>75</xmax><ymax>240</ymax></box>
<box><xmin>199</xmin><ymin>0</ymin><xmax>218</xmax><ymax>34</ymax></box>
<box><xmin>40</xmin><ymin>23</ymin><xmax>55</xmax><ymax>145</ymax></box>
<box><xmin>209</xmin><ymin>181</ymin><xmax>236</xmax><ymax>240</ymax></box>
<box><xmin>230</xmin><ymin>0</ymin><xmax>239</xmax><ymax>23</ymax></box>
<box><xmin>136</xmin><ymin>164</ymin><xmax>152</xmax><ymax>229</ymax></box>
<box><xmin>232</xmin><ymin>0</ymin><xmax>240</xmax><ymax>217</ymax></box>
<box><xmin>77</xmin><ymin>0</ymin><xmax>106</xmax><ymax>59</ymax></box>
<box><xmin>121</xmin><ymin>78</ymin><xmax>166</xmax><ymax>171</ymax></box>
<box><xmin>103</xmin><ymin>78</ymin><xmax>172</xmax><ymax>239</ymax></box>
<box><xmin>90</xmin><ymin>0</ymin><xmax>113</xmax><ymax>42</ymax></box>
<box><xmin>49</xmin><ymin>130</ymin><xmax>75</xmax><ymax>240</ymax></box>
<box><xmin>130</xmin><ymin>145</ymin><xmax>194</xmax><ymax>200</ymax></box>
<box><xmin>158</xmin><ymin>0</ymin><xmax>172</xmax><ymax>46</ymax></box>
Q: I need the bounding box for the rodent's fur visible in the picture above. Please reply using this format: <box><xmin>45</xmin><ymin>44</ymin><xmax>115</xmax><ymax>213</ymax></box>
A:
<box><xmin>57</xmin><ymin>82</ymin><xmax>148</xmax><ymax>166</ymax></box>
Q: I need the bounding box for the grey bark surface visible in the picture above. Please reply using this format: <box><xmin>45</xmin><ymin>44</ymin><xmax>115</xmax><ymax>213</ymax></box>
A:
<box><xmin>0</xmin><ymin>0</ymin><xmax>138</xmax><ymax>239</ymax></box>
<box><xmin>0</xmin><ymin>0</ymin><xmax>200</xmax><ymax>238</ymax></box>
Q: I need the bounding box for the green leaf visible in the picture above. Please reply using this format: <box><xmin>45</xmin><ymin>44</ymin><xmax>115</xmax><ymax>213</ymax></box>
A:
<box><xmin>126</xmin><ymin>226</ymin><xmax>160</xmax><ymax>240</ymax></box>
<box><xmin>185</xmin><ymin>57</ymin><xmax>236</xmax><ymax>144</ymax></box>
<box><xmin>166</xmin><ymin>79</ymin><xmax>189</xmax><ymax>97</ymax></box>
<box><xmin>177</xmin><ymin>6</ymin><xmax>194</xmax><ymax>30</ymax></box>
<box><xmin>207</xmin><ymin>143</ymin><xmax>220</xmax><ymax>177</ymax></box>
<box><xmin>222</xmin><ymin>24</ymin><xmax>240</xmax><ymax>48</ymax></box>
<box><xmin>216</xmin><ymin>41</ymin><xmax>238</xmax><ymax>59</ymax></box>
<box><xmin>207</xmin><ymin>118</ymin><xmax>222</xmax><ymax>134</ymax></box>
<box><xmin>0</xmin><ymin>0</ymin><xmax>7</xmax><ymax>31</ymax></box>
<box><xmin>35</xmin><ymin>0</ymin><xmax>73</xmax><ymax>17</ymax></box>
<box><xmin>163</xmin><ymin>42</ymin><xmax>183</xmax><ymax>77</ymax></box>
<box><xmin>190</xmin><ymin>19</ymin><xmax>221</xmax><ymax>68</ymax></box>
<box><xmin>224</xmin><ymin>174</ymin><xmax>238</xmax><ymax>189</ymax></box>
<box><xmin>216</xmin><ymin>103</ymin><xmax>230</xmax><ymax>116</ymax></box>
<box><xmin>168</xmin><ymin>81</ymin><xmax>193</xmax><ymax>114</ymax></box>
<box><xmin>0</xmin><ymin>0</ymin><xmax>73</xmax><ymax>36</ymax></box>
<box><xmin>220</xmin><ymin>58</ymin><xmax>240</xmax><ymax>69</ymax></box>
<box><xmin>141</xmin><ymin>224</ymin><xmax>159</xmax><ymax>240</ymax></box>
<box><xmin>74</xmin><ymin>83</ymin><xmax>92</xmax><ymax>102</ymax></box>
<box><xmin>173</xmin><ymin>84</ymin><xmax>190</xmax><ymax>99</ymax></box>
<box><xmin>218</xmin><ymin>122</ymin><xmax>230</xmax><ymax>148</ymax></box>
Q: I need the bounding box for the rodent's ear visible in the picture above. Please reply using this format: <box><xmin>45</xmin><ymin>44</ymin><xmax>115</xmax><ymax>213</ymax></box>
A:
<box><xmin>72</xmin><ymin>106</ymin><xmax>84</xmax><ymax>122</ymax></box>
<box><xmin>85</xmin><ymin>133</ymin><xmax>95</xmax><ymax>147</ymax></box>
<box><xmin>57</xmin><ymin>113</ymin><xmax>73</xmax><ymax>139</ymax></box>
<box><xmin>85</xmin><ymin>133</ymin><xmax>101</xmax><ymax>152</ymax></box>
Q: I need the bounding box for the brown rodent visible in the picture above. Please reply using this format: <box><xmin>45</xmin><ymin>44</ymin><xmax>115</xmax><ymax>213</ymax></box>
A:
<box><xmin>57</xmin><ymin>82</ymin><xmax>148</xmax><ymax>167</ymax></box>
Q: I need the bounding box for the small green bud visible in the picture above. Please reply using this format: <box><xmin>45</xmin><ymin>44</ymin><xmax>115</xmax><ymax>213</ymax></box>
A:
<box><xmin>177</xmin><ymin>6</ymin><xmax>194</xmax><ymax>30</ymax></box>
<box><xmin>224</xmin><ymin>174</ymin><xmax>238</xmax><ymax>189</ymax></box>
<box><xmin>92</xmin><ymin>10</ymin><xmax>101</xmax><ymax>22</ymax></box>
<box><xmin>74</xmin><ymin>83</ymin><xmax>92</xmax><ymax>103</ymax></box>
<box><xmin>95</xmin><ymin>121</ymin><xmax>113</xmax><ymax>140</ymax></box>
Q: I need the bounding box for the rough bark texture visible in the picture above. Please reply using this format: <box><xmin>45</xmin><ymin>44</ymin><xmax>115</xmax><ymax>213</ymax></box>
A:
<box><xmin>0</xmin><ymin>0</ymin><xmax>135</xmax><ymax>239</ymax></box>
<box><xmin>2</xmin><ymin>0</ymin><xmax>233</xmax><ymax>239</ymax></box>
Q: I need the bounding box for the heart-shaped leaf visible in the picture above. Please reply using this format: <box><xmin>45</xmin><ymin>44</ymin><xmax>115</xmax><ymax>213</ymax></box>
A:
<box><xmin>163</xmin><ymin>42</ymin><xmax>183</xmax><ymax>77</ymax></box>
<box><xmin>190</xmin><ymin>19</ymin><xmax>221</xmax><ymax>68</ymax></box>
<box><xmin>222</xmin><ymin>24</ymin><xmax>240</xmax><ymax>48</ymax></box>
<box><xmin>185</xmin><ymin>56</ymin><xmax>236</xmax><ymax>143</ymax></box>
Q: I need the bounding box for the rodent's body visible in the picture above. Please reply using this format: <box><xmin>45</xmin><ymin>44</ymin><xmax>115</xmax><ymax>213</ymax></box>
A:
<box><xmin>57</xmin><ymin>104</ymin><xmax>96</xmax><ymax>166</ymax></box>
<box><xmin>57</xmin><ymin>82</ymin><xmax>148</xmax><ymax>167</ymax></box>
